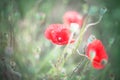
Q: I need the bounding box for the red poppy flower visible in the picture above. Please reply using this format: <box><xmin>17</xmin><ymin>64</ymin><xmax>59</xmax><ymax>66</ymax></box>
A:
<box><xmin>63</xmin><ymin>11</ymin><xmax>83</xmax><ymax>27</ymax></box>
<box><xmin>86</xmin><ymin>39</ymin><xmax>108</xmax><ymax>69</ymax></box>
<box><xmin>45</xmin><ymin>24</ymin><xmax>74</xmax><ymax>45</ymax></box>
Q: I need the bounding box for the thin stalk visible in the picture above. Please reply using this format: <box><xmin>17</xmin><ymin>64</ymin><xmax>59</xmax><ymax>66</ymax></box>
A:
<box><xmin>55</xmin><ymin>32</ymin><xmax>75</xmax><ymax>70</ymax></box>
<box><xmin>55</xmin><ymin>13</ymin><xmax>103</xmax><ymax>76</ymax></box>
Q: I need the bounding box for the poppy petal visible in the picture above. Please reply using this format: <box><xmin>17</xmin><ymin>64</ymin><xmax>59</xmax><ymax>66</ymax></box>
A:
<box><xmin>45</xmin><ymin>24</ymin><xmax>74</xmax><ymax>45</ymax></box>
<box><xmin>63</xmin><ymin>11</ymin><xmax>83</xmax><ymax>27</ymax></box>
<box><xmin>86</xmin><ymin>39</ymin><xmax>108</xmax><ymax>69</ymax></box>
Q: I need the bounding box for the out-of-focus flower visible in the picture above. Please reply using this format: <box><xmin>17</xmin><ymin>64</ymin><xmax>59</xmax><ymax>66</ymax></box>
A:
<box><xmin>45</xmin><ymin>24</ymin><xmax>74</xmax><ymax>45</ymax></box>
<box><xmin>63</xmin><ymin>11</ymin><xmax>83</xmax><ymax>27</ymax></box>
<box><xmin>86</xmin><ymin>39</ymin><xmax>108</xmax><ymax>69</ymax></box>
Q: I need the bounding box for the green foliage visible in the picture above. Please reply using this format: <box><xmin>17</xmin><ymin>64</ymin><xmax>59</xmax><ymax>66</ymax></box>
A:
<box><xmin>0</xmin><ymin>0</ymin><xmax>120</xmax><ymax>80</ymax></box>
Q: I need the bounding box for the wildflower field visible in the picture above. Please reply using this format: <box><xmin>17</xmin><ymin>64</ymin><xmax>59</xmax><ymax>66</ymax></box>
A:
<box><xmin>0</xmin><ymin>0</ymin><xmax>120</xmax><ymax>80</ymax></box>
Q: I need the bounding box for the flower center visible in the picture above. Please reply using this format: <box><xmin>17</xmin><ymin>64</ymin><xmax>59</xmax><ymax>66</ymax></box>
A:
<box><xmin>57</xmin><ymin>37</ymin><xmax>62</xmax><ymax>42</ymax></box>
<box><xmin>89</xmin><ymin>50</ymin><xmax>96</xmax><ymax>61</ymax></box>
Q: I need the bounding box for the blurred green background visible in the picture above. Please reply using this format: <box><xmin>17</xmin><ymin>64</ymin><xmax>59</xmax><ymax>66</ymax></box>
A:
<box><xmin>0</xmin><ymin>0</ymin><xmax>120</xmax><ymax>80</ymax></box>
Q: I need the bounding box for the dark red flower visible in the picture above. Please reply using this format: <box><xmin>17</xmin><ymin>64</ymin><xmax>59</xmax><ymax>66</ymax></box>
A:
<box><xmin>86</xmin><ymin>39</ymin><xmax>108</xmax><ymax>69</ymax></box>
<box><xmin>63</xmin><ymin>11</ymin><xmax>83</xmax><ymax>27</ymax></box>
<box><xmin>45</xmin><ymin>24</ymin><xmax>74</xmax><ymax>45</ymax></box>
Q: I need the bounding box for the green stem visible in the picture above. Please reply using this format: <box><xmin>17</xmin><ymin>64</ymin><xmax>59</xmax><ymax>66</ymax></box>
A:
<box><xmin>55</xmin><ymin>12</ymin><xmax>103</xmax><ymax>76</ymax></box>
<box><xmin>56</xmin><ymin>16</ymin><xmax>89</xmax><ymax>72</ymax></box>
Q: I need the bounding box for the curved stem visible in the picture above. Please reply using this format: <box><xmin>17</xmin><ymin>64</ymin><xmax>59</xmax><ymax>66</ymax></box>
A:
<box><xmin>83</xmin><ymin>15</ymin><xmax>103</xmax><ymax>33</ymax></box>
<box><xmin>72</xmin><ymin>15</ymin><xmax>103</xmax><ymax>54</ymax></box>
<box><xmin>55</xmin><ymin>13</ymin><xmax>104</xmax><ymax>76</ymax></box>
<box><xmin>77</xmin><ymin>49</ymin><xmax>88</xmax><ymax>58</ymax></box>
